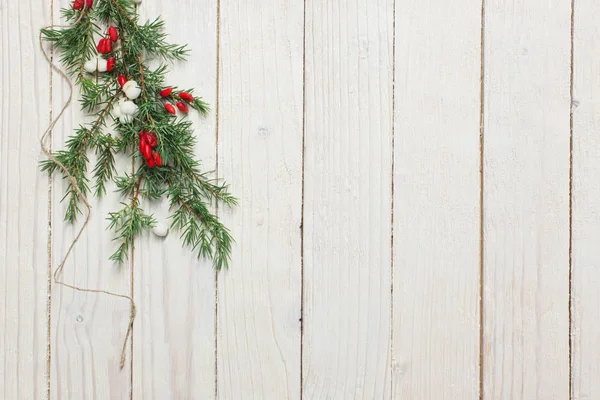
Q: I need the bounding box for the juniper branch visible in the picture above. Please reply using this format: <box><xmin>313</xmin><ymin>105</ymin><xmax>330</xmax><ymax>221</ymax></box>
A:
<box><xmin>42</xmin><ymin>0</ymin><xmax>236</xmax><ymax>268</ymax></box>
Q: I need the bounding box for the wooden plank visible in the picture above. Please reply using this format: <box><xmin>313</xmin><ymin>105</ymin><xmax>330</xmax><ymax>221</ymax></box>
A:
<box><xmin>132</xmin><ymin>0</ymin><xmax>217</xmax><ymax>398</ymax></box>
<box><xmin>216</xmin><ymin>0</ymin><xmax>304</xmax><ymax>398</ymax></box>
<box><xmin>482</xmin><ymin>1</ymin><xmax>571</xmax><ymax>398</ymax></box>
<box><xmin>49</xmin><ymin>5</ymin><xmax>131</xmax><ymax>399</ymax></box>
<box><xmin>391</xmin><ymin>0</ymin><xmax>481</xmax><ymax>398</ymax></box>
<box><xmin>572</xmin><ymin>1</ymin><xmax>600</xmax><ymax>398</ymax></box>
<box><xmin>0</xmin><ymin>1</ymin><xmax>51</xmax><ymax>398</ymax></box>
<box><xmin>303</xmin><ymin>1</ymin><xmax>393</xmax><ymax>398</ymax></box>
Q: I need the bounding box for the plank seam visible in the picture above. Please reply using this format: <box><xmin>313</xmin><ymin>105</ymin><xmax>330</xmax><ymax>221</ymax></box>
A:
<box><xmin>389</xmin><ymin>0</ymin><xmax>396</xmax><ymax>397</ymax></box>
<box><xmin>129</xmin><ymin>6</ymin><xmax>143</xmax><ymax>396</ymax></box>
<box><xmin>46</xmin><ymin>0</ymin><xmax>54</xmax><ymax>398</ymax></box>
<box><xmin>300</xmin><ymin>0</ymin><xmax>307</xmax><ymax>397</ymax></box>
<box><xmin>478</xmin><ymin>0</ymin><xmax>486</xmax><ymax>398</ymax></box>
<box><xmin>214</xmin><ymin>0</ymin><xmax>221</xmax><ymax>397</ymax></box>
<box><xmin>568</xmin><ymin>0</ymin><xmax>575</xmax><ymax>398</ymax></box>
<box><xmin>129</xmin><ymin>160</ymin><xmax>135</xmax><ymax>400</ymax></box>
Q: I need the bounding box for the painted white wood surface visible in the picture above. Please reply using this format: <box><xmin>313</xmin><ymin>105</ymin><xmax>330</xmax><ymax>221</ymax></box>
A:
<box><xmin>132</xmin><ymin>1</ymin><xmax>217</xmax><ymax>399</ymax></box>
<box><xmin>3</xmin><ymin>0</ymin><xmax>600</xmax><ymax>398</ymax></box>
<box><xmin>572</xmin><ymin>1</ymin><xmax>600</xmax><ymax>399</ymax></box>
<box><xmin>49</xmin><ymin>2</ymin><xmax>132</xmax><ymax>398</ymax></box>
<box><xmin>392</xmin><ymin>0</ymin><xmax>482</xmax><ymax>398</ymax></box>
<box><xmin>0</xmin><ymin>1</ymin><xmax>51</xmax><ymax>399</ymax></box>
<box><xmin>302</xmin><ymin>0</ymin><xmax>393</xmax><ymax>398</ymax></box>
<box><xmin>217</xmin><ymin>0</ymin><xmax>304</xmax><ymax>398</ymax></box>
<box><xmin>482</xmin><ymin>0</ymin><xmax>571</xmax><ymax>398</ymax></box>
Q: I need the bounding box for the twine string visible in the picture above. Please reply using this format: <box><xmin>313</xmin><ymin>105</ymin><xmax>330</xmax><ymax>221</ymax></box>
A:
<box><xmin>40</xmin><ymin>10</ymin><xmax>135</xmax><ymax>370</ymax></box>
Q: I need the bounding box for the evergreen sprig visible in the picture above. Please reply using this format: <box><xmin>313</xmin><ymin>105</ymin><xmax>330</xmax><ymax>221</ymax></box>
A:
<box><xmin>42</xmin><ymin>0</ymin><xmax>236</xmax><ymax>269</ymax></box>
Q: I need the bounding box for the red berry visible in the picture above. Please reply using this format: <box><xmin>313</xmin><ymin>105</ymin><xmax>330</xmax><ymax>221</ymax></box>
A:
<box><xmin>160</xmin><ymin>87</ymin><xmax>173</xmax><ymax>97</ymax></box>
<box><xmin>117</xmin><ymin>75</ymin><xmax>127</xmax><ymax>87</ymax></box>
<box><xmin>104</xmin><ymin>39</ymin><xmax>112</xmax><ymax>53</ymax></box>
<box><xmin>176</xmin><ymin>101</ymin><xmax>189</xmax><ymax>113</ymax></box>
<box><xmin>85</xmin><ymin>0</ymin><xmax>93</xmax><ymax>8</ymax></box>
<box><xmin>146</xmin><ymin>156</ymin><xmax>156</xmax><ymax>168</ymax></box>
<box><xmin>164</xmin><ymin>103</ymin><xmax>176</xmax><ymax>115</ymax></box>
<box><xmin>106</xmin><ymin>57</ymin><xmax>115</xmax><ymax>72</ymax></box>
<box><xmin>97</xmin><ymin>38</ymin><xmax>112</xmax><ymax>54</ymax></box>
<box><xmin>140</xmin><ymin>131</ymin><xmax>158</xmax><ymax>148</ymax></box>
<box><xmin>178</xmin><ymin>91</ymin><xmax>194</xmax><ymax>102</ymax></box>
<box><xmin>108</xmin><ymin>26</ymin><xmax>118</xmax><ymax>42</ymax></box>
<box><xmin>140</xmin><ymin>142</ymin><xmax>152</xmax><ymax>159</ymax></box>
<box><xmin>73</xmin><ymin>0</ymin><xmax>84</xmax><ymax>10</ymax></box>
<box><xmin>152</xmin><ymin>151</ymin><xmax>163</xmax><ymax>167</ymax></box>
<box><xmin>146</xmin><ymin>133</ymin><xmax>158</xmax><ymax>148</ymax></box>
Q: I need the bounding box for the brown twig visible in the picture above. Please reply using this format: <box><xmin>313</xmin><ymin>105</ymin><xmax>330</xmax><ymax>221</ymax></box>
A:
<box><xmin>167</xmin><ymin>179</ymin><xmax>204</xmax><ymax>222</ymax></box>
<box><xmin>110</xmin><ymin>0</ymin><xmax>136</xmax><ymax>75</ymax></box>
<box><xmin>132</xmin><ymin>175</ymin><xmax>143</xmax><ymax>206</ymax></box>
<box><xmin>76</xmin><ymin>93</ymin><xmax>120</xmax><ymax>160</ymax></box>
<box><xmin>78</xmin><ymin>18</ymin><xmax>94</xmax><ymax>78</ymax></box>
<box><xmin>137</xmin><ymin>56</ymin><xmax>147</xmax><ymax>99</ymax></box>
<box><xmin>110</xmin><ymin>0</ymin><xmax>136</xmax><ymax>25</ymax></box>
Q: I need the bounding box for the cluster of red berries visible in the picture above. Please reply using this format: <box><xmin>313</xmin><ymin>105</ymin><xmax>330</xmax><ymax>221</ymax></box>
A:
<box><xmin>73</xmin><ymin>0</ymin><xmax>93</xmax><ymax>10</ymax></box>
<box><xmin>139</xmin><ymin>131</ymin><xmax>163</xmax><ymax>168</ymax></box>
<box><xmin>97</xmin><ymin>26</ymin><xmax>118</xmax><ymax>55</ymax></box>
<box><xmin>160</xmin><ymin>88</ymin><xmax>194</xmax><ymax>115</ymax></box>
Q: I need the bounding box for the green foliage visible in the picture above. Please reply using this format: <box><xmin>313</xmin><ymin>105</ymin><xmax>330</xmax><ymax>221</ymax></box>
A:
<box><xmin>80</xmin><ymin>76</ymin><xmax>115</xmax><ymax>112</ymax></box>
<box><xmin>41</xmin><ymin>127</ymin><xmax>92</xmax><ymax>222</ymax></box>
<box><xmin>41</xmin><ymin>0</ymin><xmax>235</xmax><ymax>268</ymax></box>
<box><xmin>126</xmin><ymin>18</ymin><xmax>189</xmax><ymax>61</ymax></box>
<box><xmin>41</xmin><ymin>13</ymin><xmax>97</xmax><ymax>76</ymax></box>
<box><xmin>92</xmin><ymin>133</ymin><xmax>117</xmax><ymax>196</ymax></box>
<box><xmin>108</xmin><ymin>198</ymin><xmax>156</xmax><ymax>263</ymax></box>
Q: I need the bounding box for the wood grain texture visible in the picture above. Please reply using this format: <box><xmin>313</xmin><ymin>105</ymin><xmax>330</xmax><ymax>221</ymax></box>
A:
<box><xmin>391</xmin><ymin>0</ymin><xmax>482</xmax><ymax>398</ymax></box>
<box><xmin>49</xmin><ymin>5</ymin><xmax>132</xmax><ymax>399</ymax></box>
<box><xmin>132</xmin><ymin>1</ymin><xmax>217</xmax><ymax>399</ymax></box>
<box><xmin>2</xmin><ymin>0</ymin><xmax>596</xmax><ymax>398</ymax></box>
<box><xmin>0</xmin><ymin>1</ymin><xmax>51</xmax><ymax>398</ymax></box>
<box><xmin>302</xmin><ymin>1</ymin><xmax>393</xmax><ymax>398</ymax></box>
<box><xmin>217</xmin><ymin>0</ymin><xmax>304</xmax><ymax>398</ymax></box>
<box><xmin>482</xmin><ymin>0</ymin><xmax>571</xmax><ymax>398</ymax></box>
<box><xmin>572</xmin><ymin>1</ymin><xmax>600</xmax><ymax>399</ymax></box>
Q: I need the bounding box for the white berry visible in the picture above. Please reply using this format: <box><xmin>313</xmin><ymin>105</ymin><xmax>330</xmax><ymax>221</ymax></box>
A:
<box><xmin>112</xmin><ymin>103</ymin><xmax>122</xmax><ymax>118</ymax></box>
<box><xmin>84</xmin><ymin>59</ymin><xmax>97</xmax><ymax>73</ymax></box>
<box><xmin>119</xmin><ymin>114</ymin><xmax>134</xmax><ymax>124</ymax></box>
<box><xmin>123</xmin><ymin>80</ymin><xmax>142</xmax><ymax>100</ymax></box>
<box><xmin>96</xmin><ymin>58</ymin><xmax>108</xmax><ymax>72</ymax></box>
<box><xmin>120</xmin><ymin>100</ymin><xmax>138</xmax><ymax>116</ymax></box>
<box><xmin>152</xmin><ymin>223</ymin><xmax>169</xmax><ymax>238</ymax></box>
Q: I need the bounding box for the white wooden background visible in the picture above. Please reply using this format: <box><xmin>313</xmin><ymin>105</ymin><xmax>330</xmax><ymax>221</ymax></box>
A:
<box><xmin>1</xmin><ymin>0</ymin><xmax>599</xmax><ymax>399</ymax></box>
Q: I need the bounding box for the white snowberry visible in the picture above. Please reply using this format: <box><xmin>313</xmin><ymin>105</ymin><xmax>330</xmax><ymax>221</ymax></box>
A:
<box><xmin>119</xmin><ymin>114</ymin><xmax>134</xmax><ymax>124</ymax></box>
<box><xmin>119</xmin><ymin>100</ymin><xmax>138</xmax><ymax>116</ymax></box>
<box><xmin>113</xmin><ymin>98</ymin><xmax>139</xmax><ymax>123</ymax></box>
<box><xmin>83</xmin><ymin>57</ymin><xmax>108</xmax><ymax>73</ymax></box>
<box><xmin>112</xmin><ymin>104</ymin><xmax>122</xmax><ymax>118</ymax></box>
<box><xmin>96</xmin><ymin>58</ymin><xmax>108</xmax><ymax>72</ymax></box>
<box><xmin>122</xmin><ymin>80</ymin><xmax>142</xmax><ymax>100</ymax></box>
<box><xmin>152</xmin><ymin>223</ymin><xmax>169</xmax><ymax>237</ymax></box>
<box><xmin>84</xmin><ymin>59</ymin><xmax>98</xmax><ymax>73</ymax></box>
